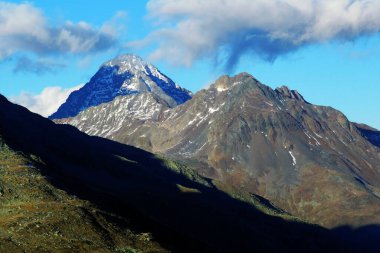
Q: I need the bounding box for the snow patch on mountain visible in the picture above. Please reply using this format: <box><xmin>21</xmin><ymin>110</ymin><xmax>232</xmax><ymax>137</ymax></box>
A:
<box><xmin>49</xmin><ymin>54</ymin><xmax>192</xmax><ymax>119</ymax></box>
<box><xmin>63</xmin><ymin>93</ymin><xmax>168</xmax><ymax>139</ymax></box>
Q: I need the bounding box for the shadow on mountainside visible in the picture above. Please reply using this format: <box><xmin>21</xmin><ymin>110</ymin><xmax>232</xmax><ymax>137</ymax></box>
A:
<box><xmin>355</xmin><ymin>123</ymin><xmax>380</xmax><ymax>148</ymax></box>
<box><xmin>0</xmin><ymin>94</ymin><xmax>378</xmax><ymax>252</ymax></box>
<box><xmin>332</xmin><ymin>225</ymin><xmax>380</xmax><ymax>253</ymax></box>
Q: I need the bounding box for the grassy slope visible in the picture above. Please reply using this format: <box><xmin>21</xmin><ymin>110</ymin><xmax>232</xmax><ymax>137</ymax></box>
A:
<box><xmin>0</xmin><ymin>142</ymin><xmax>167</xmax><ymax>252</ymax></box>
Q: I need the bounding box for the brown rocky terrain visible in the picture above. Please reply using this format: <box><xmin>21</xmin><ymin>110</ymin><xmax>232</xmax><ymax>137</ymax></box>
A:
<box><xmin>59</xmin><ymin>73</ymin><xmax>380</xmax><ymax>229</ymax></box>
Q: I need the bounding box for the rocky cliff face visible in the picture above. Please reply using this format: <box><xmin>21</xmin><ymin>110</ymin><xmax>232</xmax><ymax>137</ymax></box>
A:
<box><xmin>58</xmin><ymin>72</ymin><xmax>380</xmax><ymax>228</ymax></box>
<box><xmin>49</xmin><ymin>54</ymin><xmax>191</xmax><ymax>119</ymax></box>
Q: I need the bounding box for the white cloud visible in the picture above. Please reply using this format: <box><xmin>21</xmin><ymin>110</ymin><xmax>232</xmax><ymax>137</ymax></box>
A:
<box><xmin>0</xmin><ymin>2</ymin><xmax>119</xmax><ymax>61</ymax></box>
<box><xmin>139</xmin><ymin>0</ymin><xmax>380</xmax><ymax>69</ymax></box>
<box><xmin>10</xmin><ymin>85</ymin><xmax>83</xmax><ymax>117</ymax></box>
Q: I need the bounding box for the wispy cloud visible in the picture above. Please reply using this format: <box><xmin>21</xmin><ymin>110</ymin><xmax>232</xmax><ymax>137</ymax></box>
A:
<box><xmin>137</xmin><ymin>0</ymin><xmax>380</xmax><ymax>70</ymax></box>
<box><xmin>0</xmin><ymin>2</ymin><xmax>120</xmax><ymax>61</ymax></box>
<box><xmin>10</xmin><ymin>85</ymin><xmax>83</xmax><ymax>117</ymax></box>
<box><xmin>13</xmin><ymin>57</ymin><xmax>66</xmax><ymax>74</ymax></box>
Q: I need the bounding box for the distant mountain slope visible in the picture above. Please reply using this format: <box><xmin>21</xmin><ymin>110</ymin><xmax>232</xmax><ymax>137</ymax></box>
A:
<box><xmin>60</xmin><ymin>73</ymin><xmax>380</xmax><ymax>229</ymax></box>
<box><xmin>55</xmin><ymin>92</ymin><xmax>171</xmax><ymax>139</ymax></box>
<box><xmin>49</xmin><ymin>54</ymin><xmax>191</xmax><ymax>119</ymax></box>
<box><xmin>0</xmin><ymin>94</ymin><xmax>355</xmax><ymax>252</ymax></box>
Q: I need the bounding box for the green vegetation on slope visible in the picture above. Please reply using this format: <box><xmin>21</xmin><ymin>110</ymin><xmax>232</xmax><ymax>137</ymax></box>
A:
<box><xmin>0</xmin><ymin>140</ymin><xmax>168</xmax><ymax>252</ymax></box>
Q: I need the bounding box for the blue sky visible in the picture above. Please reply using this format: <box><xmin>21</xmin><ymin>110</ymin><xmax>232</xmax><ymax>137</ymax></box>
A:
<box><xmin>0</xmin><ymin>0</ymin><xmax>379</xmax><ymax>129</ymax></box>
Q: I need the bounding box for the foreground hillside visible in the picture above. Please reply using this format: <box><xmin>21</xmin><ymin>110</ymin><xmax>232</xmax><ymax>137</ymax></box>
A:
<box><xmin>0</xmin><ymin>142</ymin><xmax>167</xmax><ymax>252</ymax></box>
<box><xmin>0</xmin><ymin>94</ymin><xmax>355</xmax><ymax>252</ymax></box>
<box><xmin>60</xmin><ymin>72</ymin><xmax>380</xmax><ymax>229</ymax></box>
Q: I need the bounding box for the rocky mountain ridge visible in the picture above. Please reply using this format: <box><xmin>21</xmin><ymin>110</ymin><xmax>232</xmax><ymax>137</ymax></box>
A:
<box><xmin>58</xmin><ymin>72</ymin><xmax>380</xmax><ymax>228</ymax></box>
<box><xmin>1</xmin><ymin>94</ymin><xmax>356</xmax><ymax>253</ymax></box>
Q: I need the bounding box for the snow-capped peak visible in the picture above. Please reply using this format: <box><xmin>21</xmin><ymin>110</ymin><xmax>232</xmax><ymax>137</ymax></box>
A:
<box><xmin>49</xmin><ymin>54</ymin><xmax>192</xmax><ymax>119</ymax></box>
<box><xmin>103</xmin><ymin>54</ymin><xmax>169</xmax><ymax>83</ymax></box>
<box><xmin>105</xmin><ymin>54</ymin><xmax>146</xmax><ymax>72</ymax></box>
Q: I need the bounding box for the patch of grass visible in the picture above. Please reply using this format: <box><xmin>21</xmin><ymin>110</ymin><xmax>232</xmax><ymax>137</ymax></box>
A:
<box><xmin>176</xmin><ymin>184</ymin><xmax>201</xmax><ymax>194</ymax></box>
<box><xmin>158</xmin><ymin>156</ymin><xmax>210</xmax><ymax>187</ymax></box>
<box><xmin>116</xmin><ymin>247</ymin><xmax>138</xmax><ymax>253</ymax></box>
<box><xmin>211</xmin><ymin>179</ymin><xmax>309</xmax><ymax>223</ymax></box>
<box><xmin>114</xmin><ymin>155</ymin><xmax>139</xmax><ymax>165</ymax></box>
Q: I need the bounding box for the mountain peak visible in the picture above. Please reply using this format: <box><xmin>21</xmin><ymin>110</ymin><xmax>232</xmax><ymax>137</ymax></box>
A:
<box><xmin>106</xmin><ymin>54</ymin><xmax>145</xmax><ymax>65</ymax></box>
<box><xmin>104</xmin><ymin>54</ymin><xmax>148</xmax><ymax>71</ymax></box>
<box><xmin>49</xmin><ymin>54</ymin><xmax>192</xmax><ymax>119</ymax></box>
<box><xmin>211</xmin><ymin>72</ymin><xmax>259</xmax><ymax>92</ymax></box>
<box><xmin>102</xmin><ymin>54</ymin><xmax>170</xmax><ymax>81</ymax></box>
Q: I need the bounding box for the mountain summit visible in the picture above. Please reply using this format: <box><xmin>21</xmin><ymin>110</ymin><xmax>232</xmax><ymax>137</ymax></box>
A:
<box><xmin>49</xmin><ymin>54</ymin><xmax>192</xmax><ymax>119</ymax></box>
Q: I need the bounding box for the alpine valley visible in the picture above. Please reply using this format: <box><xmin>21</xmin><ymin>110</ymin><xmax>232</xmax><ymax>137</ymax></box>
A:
<box><xmin>54</xmin><ymin>54</ymin><xmax>380</xmax><ymax>231</ymax></box>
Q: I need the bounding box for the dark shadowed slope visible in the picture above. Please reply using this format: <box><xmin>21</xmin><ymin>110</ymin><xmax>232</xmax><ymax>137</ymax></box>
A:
<box><xmin>0</xmin><ymin>94</ymin><xmax>354</xmax><ymax>252</ymax></box>
<box><xmin>355</xmin><ymin>123</ymin><xmax>380</xmax><ymax>148</ymax></box>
